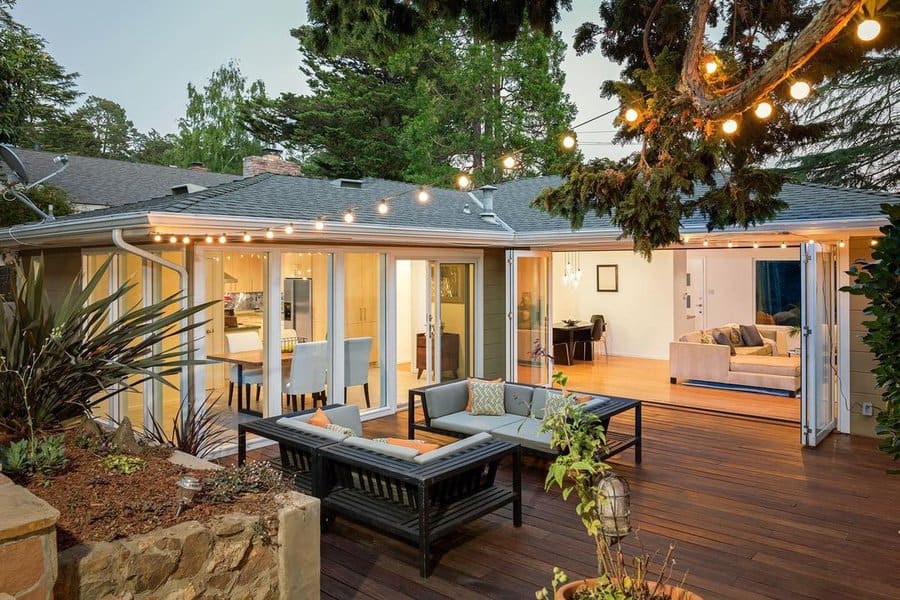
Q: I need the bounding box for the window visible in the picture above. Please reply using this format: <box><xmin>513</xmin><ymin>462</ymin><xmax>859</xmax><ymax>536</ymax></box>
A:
<box><xmin>755</xmin><ymin>261</ymin><xmax>801</xmax><ymax>326</ymax></box>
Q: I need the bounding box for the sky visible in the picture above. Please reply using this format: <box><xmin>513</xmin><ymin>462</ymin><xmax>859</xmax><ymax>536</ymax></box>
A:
<box><xmin>13</xmin><ymin>0</ymin><xmax>639</xmax><ymax>161</ymax></box>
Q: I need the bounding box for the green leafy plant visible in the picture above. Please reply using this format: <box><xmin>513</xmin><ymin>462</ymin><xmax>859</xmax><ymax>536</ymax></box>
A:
<box><xmin>101</xmin><ymin>454</ymin><xmax>146</xmax><ymax>475</ymax></box>
<box><xmin>203</xmin><ymin>461</ymin><xmax>285</xmax><ymax>504</ymax></box>
<box><xmin>537</xmin><ymin>371</ymin><xmax>689</xmax><ymax>600</ymax></box>
<box><xmin>842</xmin><ymin>203</ymin><xmax>900</xmax><ymax>470</ymax></box>
<box><xmin>0</xmin><ymin>256</ymin><xmax>213</xmax><ymax>438</ymax></box>
<box><xmin>0</xmin><ymin>434</ymin><xmax>67</xmax><ymax>477</ymax></box>
<box><xmin>143</xmin><ymin>393</ymin><xmax>231</xmax><ymax>459</ymax></box>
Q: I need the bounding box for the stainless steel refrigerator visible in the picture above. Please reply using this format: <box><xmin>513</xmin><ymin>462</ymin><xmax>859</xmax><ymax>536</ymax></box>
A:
<box><xmin>283</xmin><ymin>278</ymin><xmax>312</xmax><ymax>341</ymax></box>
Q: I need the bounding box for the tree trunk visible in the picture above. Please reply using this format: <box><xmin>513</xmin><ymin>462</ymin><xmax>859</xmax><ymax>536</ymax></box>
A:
<box><xmin>680</xmin><ymin>0</ymin><xmax>867</xmax><ymax>119</ymax></box>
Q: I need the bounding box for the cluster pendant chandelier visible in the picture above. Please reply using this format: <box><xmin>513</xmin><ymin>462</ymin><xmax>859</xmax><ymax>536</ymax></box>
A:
<box><xmin>561</xmin><ymin>252</ymin><xmax>583</xmax><ymax>289</ymax></box>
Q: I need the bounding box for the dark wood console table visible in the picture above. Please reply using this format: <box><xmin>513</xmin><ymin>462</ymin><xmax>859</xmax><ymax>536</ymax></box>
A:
<box><xmin>416</xmin><ymin>332</ymin><xmax>460</xmax><ymax>379</ymax></box>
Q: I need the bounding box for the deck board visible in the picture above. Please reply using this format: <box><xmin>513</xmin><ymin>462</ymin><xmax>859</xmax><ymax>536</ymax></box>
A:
<box><xmin>237</xmin><ymin>404</ymin><xmax>900</xmax><ymax>599</ymax></box>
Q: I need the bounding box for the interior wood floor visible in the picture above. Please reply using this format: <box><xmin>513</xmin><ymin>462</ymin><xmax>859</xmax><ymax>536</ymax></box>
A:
<box><xmin>552</xmin><ymin>356</ymin><xmax>800</xmax><ymax>422</ymax></box>
<box><xmin>237</xmin><ymin>405</ymin><xmax>900</xmax><ymax>600</ymax></box>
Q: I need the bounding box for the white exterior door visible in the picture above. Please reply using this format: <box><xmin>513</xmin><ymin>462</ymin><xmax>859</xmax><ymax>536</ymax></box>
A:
<box><xmin>506</xmin><ymin>250</ymin><xmax>553</xmax><ymax>386</ymax></box>
<box><xmin>801</xmin><ymin>243</ymin><xmax>837</xmax><ymax>446</ymax></box>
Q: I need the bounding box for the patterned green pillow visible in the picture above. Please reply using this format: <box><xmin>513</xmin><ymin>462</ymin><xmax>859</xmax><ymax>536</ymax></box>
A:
<box><xmin>324</xmin><ymin>424</ymin><xmax>355</xmax><ymax>437</ymax></box>
<box><xmin>469</xmin><ymin>379</ymin><xmax>506</xmax><ymax>416</ymax></box>
<box><xmin>728</xmin><ymin>326</ymin><xmax>744</xmax><ymax>347</ymax></box>
<box><xmin>699</xmin><ymin>330</ymin><xmax>714</xmax><ymax>344</ymax></box>
<box><xmin>544</xmin><ymin>390</ymin><xmax>576</xmax><ymax>418</ymax></box>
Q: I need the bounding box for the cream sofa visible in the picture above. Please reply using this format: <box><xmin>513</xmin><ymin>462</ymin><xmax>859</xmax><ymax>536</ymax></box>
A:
<box><xmin>669</xmin><ymin>324</ymin><xmax>800</xmax><ymax>396</ymax></box>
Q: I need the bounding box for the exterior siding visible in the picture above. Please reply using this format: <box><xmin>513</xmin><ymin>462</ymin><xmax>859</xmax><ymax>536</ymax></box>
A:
<box><xmin>848</xmin><ymin>237</ymin><xmax>881</xmax><ymax>437</ymax></box>
<box><xmin>482</xmin><ymin>248</ymin><xmax>506</xmax><ymax>379</ymax></box>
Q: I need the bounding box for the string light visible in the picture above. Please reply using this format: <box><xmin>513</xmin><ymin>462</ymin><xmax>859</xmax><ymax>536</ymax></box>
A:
<box><xmin>704</xmin><ymin>59</ymin><xmax>718</xmax><ymax>75</ymax></box>
<box><xmin>284</xmin><ymin>223</ymin><xmax>294</xmax><ymax>234</ymax></box>
<box><xmin>754</xmin><ymin>101</ymin><xmax>773</xmax><ymax>119</ymax></box>
<box><xmin>561</xmin><ymin>132</ymin><xmax>577</xmax><ymax>150</ymax></box>
<box><xmin>838</xmin><ymin>240</ymin><xmax>846</xmax><ymax>248</ymax></box>
<box><xmin>169</xmin><ymin>235</ymin><xmax>178</xmax><ymax>244</ymax></box>
<box><xmin>870</xmin><ymin>238</ymin><xmax>879</xmax><ymax>247</ymax></box>
<box><xmin>752</xmin><ymin>241</ymin><xmax>760</xmax><ymax>249</ymax></box>
<box><xmin>501</xmin><ymin>155</ymin><xmax>518</xmax><ymax>170</ymax></box>
<box><xmin>456</xmin><ymin>173</ymin><xmax>471</xmax><ymax>190</ymax></box>
<box><xmin>242</xmin><ymin>232</ymin><xmax>251</xmax><ymax>242</ymax></box>
<box><xmin>780</xmin><ymin>242</ymin><xmax>788</xmax><ymax>249</ymax></box>
<box><xmin>722</xmin><ymin>118</ymin><xmax>739</xmax><ymax>134</ymax></box>
<box><xmin>727</xmin><ymin>241</ymin><xmax>734</xmax><ymax>248</ymax></box>
<box><xmin>416</xmin><ymin>188</ymin><xmax>431</xmax><ymax>203</ymax></box>
<box><xmin>205</xmin><ymin>234</ymin><xmax>213</xmax><ymax>244</ymax></box>
<box><xmin>624</xmin><ymin>108</ymin><xmax>639</xmax><ymax>123</ymax></box>
<box><xmin>265</xmin><ymin>228</ymin><xmax>274</xmax><ymax>239</ymax></box>
<box><xmin>314</xmin><ymin>217</ymin><xmax>325</xmax><ymax>231</ymax></box>
<box><xmin>153</xmin><ymin>233</ymin><xmax>162</xmax><ymax>242</ymax></box>
<box><xmin>182</xmin><ymin>236</ymin><xmax>191</xmax><ymax>245</ymax></box>
<box><xmin>703</xmin><ymin>239</ymin><xmax>710</xmax><ymax>247</ymax></box>
<box><xmin>377</xmin><ymin>199</ymin><xmax>389</xmax><ymax>215</ymax></box>
<box><xmin>857</xmin><ymin>19</ymin><xmax>881</xmax><ymax>41</ymax></box>
<box><xmin>218</xmin><ymin>234</ymin><xmax>227</xmax><ymax>244</ymax></box>
<box><xmin>343</xmin><ymin>210</ymin><xmax>355</xmax><ymax>223</ymax></box>
<box><xmin>789</xmin><ymin>81</ymin><xmax>811</xmax><ymax>100</ymax></box>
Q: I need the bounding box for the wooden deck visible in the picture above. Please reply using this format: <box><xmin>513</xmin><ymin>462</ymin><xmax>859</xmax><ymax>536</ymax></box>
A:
<box><xmin>241</xmin><ymin>405</ymin><xmax>899</xmax><ymax>600</ymax></box>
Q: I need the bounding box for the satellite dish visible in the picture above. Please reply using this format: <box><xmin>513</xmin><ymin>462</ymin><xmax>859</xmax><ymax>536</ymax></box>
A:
<box><xmin>0</xmin><ymin>144</ymin><xmax>30</xmax><ymax>185</ymax></box>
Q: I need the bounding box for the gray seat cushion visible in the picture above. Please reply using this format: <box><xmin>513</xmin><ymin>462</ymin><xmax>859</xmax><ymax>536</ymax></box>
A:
<box><xmin>429</xmin><ymin>411</ymin><xmax>525</xmax><ymax>435</ymax></box>
<box><xmin>422</xmin><ymin>380</ymin><xmax>469</xmax><ymax>419</ymax></box>
<box><xmin>490</xmin><ymin>418</ymin><xmax>555</xmax><ymax>453</ymax></box>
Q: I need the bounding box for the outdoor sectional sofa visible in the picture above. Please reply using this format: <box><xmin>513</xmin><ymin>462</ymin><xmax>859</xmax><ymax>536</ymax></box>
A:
<box><xmin>237</xmin><ymin>405</ymin><xmax>521</xmax><ymax>577</ymax></box>
<box><xmin>408</xmin><ymin>379</ymin><xmax>642</xmax><ymax>463</ymax></box>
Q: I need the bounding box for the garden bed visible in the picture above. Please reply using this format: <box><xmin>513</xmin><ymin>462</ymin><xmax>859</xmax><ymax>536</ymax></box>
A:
<box><xmin>14</xmin><ymin>432</ymin><xmax>280</xmax><ymax>551</ymax></box>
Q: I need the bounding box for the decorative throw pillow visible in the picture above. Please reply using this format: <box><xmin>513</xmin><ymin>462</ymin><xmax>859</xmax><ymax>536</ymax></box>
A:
<box><xmin>712</xmin><ymin>330</ymin><xmax>736</xmax><ymax>356</ymax></box>
<box><xmin>699</xmin><ymin>330</ymin><xmax>714</xmax><ymax>344</ymax></box>
<box><xmin>468</xmin><ymin>379</ymin><xmax>506</xmax><ymax>416</ymax></box>
<box><xmin>466</xmin><ymin>377</ymin><xmax>503</xmax><ymax>411</ymax></box>
<box><xmin>544</xmin><ymin>390</ymin><xmax>576</xmax><ymax>418</ymax></box>
<box><xmin>728</xmin><ymin>326</ymin><xmax>744</xmax><ymax>347</ymax></box>
<box><xmin>740</xmin><ymin>324</ymin><xmax>765</xmax><ymax>347</ymax></box>
<box><xmin>324</xmin><ymin>423</ymin><xmax>355</xmax><ymax>437</ymax></box>
<box><xmin>373</xmin><ymin>438</ymin><xmax>441</xmax><ymax>454</ymax></box>
<box><xmin>308</xmin><ymin>408</ymin><xmax>331</xmax><ymax>427</ymax></box>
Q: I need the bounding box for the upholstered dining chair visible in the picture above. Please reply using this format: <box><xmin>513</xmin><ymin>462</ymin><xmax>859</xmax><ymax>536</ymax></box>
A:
<box><xmin>283</xmin><ymin>340</ymin><xmax>329</xmax><ymax>411</ymax></box>
<box><xmin>575</xmin><ymin>314</ymin><xmax>609</xmax><ymax>362</ymax></box>
<box><xmin>344</xmin><ymin>337</ymin><xmax>373</xmax><ymax>408</ymax></box>
<box><xmin>224</xmin><ymin>330</ymin><xmax>264</xmax><ymax>406</ymax></box>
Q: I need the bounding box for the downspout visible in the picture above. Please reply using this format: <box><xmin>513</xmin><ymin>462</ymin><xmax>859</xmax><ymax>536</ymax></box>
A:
<box><xmin>112</xmin><ymin>229</ymin><xmax>192</xmax><ymax>425</ymax></box>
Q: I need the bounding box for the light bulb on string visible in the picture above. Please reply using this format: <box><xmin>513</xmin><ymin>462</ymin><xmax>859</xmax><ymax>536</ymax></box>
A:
<box><xmin>727</xmin><ymin>241</ymin><xmax>734</xmax><ymax>248</ymax></box>
<box><xmin>703</xmin><ymin>239</ymin><xmax>710</xmax><ymax>247</ymax></box>
<box><xmin>561</xmin><ymin>132</ymin><xmax>576</xmax><ymax>150</ymax></box>
<box><xmin>722</xmin><ymin>118</ymin><xmax>739</xmax><ymax>135</ymax></box>
<box><xmin>265</xmin><ymin>228</ymin><xmax>275</xmax><ymax>239</ymax></box>
<box><xmin>780</xmin><ymin>241</ymin><xmax>788</xmax><ymax>249</ymax></box>
<box><xmin>218</xmin><ymin>234</ymin><xmax>227</xmax><ymax>244</ymax></box>
<box><xmin>284</xmin><ymin>223</ymin><xmax>294</xmax><ymax>234</ymax></box>
<box><xmin>416</xmin><ymin>188</ymin><xmax>430</xmax><ymax>203</ymax></box>
<box><xmin>314</xmin><ymin>217</ymin><xmax>325</xmax><ymax>231</ymax></box>
<box><xmin>789</xmin><ymin>81</ymin><xmax>811</xmax><ymax>100</ymax></box>
<box><xmin>169</xmin><ymin>235</ymin><xmax>178</xmax><ymax>244</ymax></box>
<box><xmin>377</xmin><ymin>199</ymin><xmax>389</xmax><ymax>215</ymax></box>
<box><xmin>343</xmin><ymin>210</ymin><xmax>355</xmax><ymax>223</ymax></box>
<box><xmin>838</xmin><ymin>240</ymin><xmax>846</xmax><ymax>248</ymax></box>
<box><xmin>752</xmin><ymin>241</ymin><xmax>760</xmax><ymax>249</ymax></box>
<box><xmin>624</xmin><ymin>108</ymin><xmax>639</xmax><ymax>123</ymax></box>
<box><xmin>870</xmin><ymin>238</ymin><xmax>879</xmax><ymax>247</ymax></box>
<box><xmin>857</xmin><ymin>19</ymin><xmax>881</xmax><ymax>41</ymax></box>
<box><xmin>502</xmin><ymin>155</ymin><xmax>518</xmax><ymax>170</ymax></box>
<box><xmin>242</xmin><ymin>232</ymin><xmax>251</xmax><ymax>242</ymax></box>
<box><xmin>182</xmin><ymin>236</ymin><xmax>191</xmax><ymax>245</ymax></box>
<box><xmin>153</xmin><ymin>233</ymin><xmax>162</xmax><ymax>242</ymax></box>
<box><xmin>754</xmin><ymin>101</ymin><xmax>773</xmax><ymax>119</ymax></box>
<box><xmin>704</xmin><ymin>59</ymin><xmax>718</xmax><ymax>75</ymax></box>
<box><xmin>456</xmin><ymin>173</ymin><xmax>471</xmax><ymax>190</ymax></box>
<box><xmin>205</xmin><ymin>234</ymin><xmax>213</xmax><ymax>244</ymax></box>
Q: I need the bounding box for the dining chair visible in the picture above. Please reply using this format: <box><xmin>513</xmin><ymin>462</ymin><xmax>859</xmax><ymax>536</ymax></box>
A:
<box><xmin>344</xmin><ymin>337</ymin><xmax>373</xmax><ymax>408</ymax></box>
<box><xmin>283</xmin><ymin>340</ymin><xmax>329</xmax><ymax>411</ymax></box>
<box><xmin>574</xmin><ymin>315</ymin><xmax>608</xmax><ymax>362</ymax></box>
<box><xmin>224</xmin><ymin>330</ymin><xmax>264</xmax><ymax>406</ymax></box>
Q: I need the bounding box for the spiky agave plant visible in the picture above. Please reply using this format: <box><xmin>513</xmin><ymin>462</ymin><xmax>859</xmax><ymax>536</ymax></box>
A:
<box><xmin>0</xmin><ymin>256</ymin><xmax>214</xmax><ymax>437</ymax></box>
<box><xmin>144</xmin><ymin>393</ymin><xmax>232</xmax><ymax>458</ymax></box>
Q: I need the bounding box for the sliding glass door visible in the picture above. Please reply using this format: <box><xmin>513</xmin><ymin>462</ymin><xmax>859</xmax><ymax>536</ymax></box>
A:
<box><xmin>801</xmin><ymin>242</ymin><xmax>837</xmax><ymax>446</ymax></box>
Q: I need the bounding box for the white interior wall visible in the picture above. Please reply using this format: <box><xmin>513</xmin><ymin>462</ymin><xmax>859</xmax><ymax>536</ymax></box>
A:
<box><xmin>689</xmin><ymin>247</ymin><xmax>799</xmax><ymax>329</ymax></box>
<box><xmin>396</xmin><ymin>260</ymin><xmax>412</xmax><ymax>365</ymax></box>
<box><xmin>552</xmin><ymin>251</ymin><xmax>676</xmax><ymax>359</ymax></box>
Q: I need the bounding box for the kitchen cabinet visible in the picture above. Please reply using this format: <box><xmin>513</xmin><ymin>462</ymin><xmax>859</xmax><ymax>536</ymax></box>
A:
<box><xmin>345</xmin><ymin>254</ymin><xmax>380</xmax><ymax>363</ymax></box>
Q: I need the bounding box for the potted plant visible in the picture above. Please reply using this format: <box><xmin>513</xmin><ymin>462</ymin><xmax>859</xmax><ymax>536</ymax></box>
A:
<box><xmin>537</xmin><ymin>371</ymin><xmax>698</xmax><ymax>600</ymax></box>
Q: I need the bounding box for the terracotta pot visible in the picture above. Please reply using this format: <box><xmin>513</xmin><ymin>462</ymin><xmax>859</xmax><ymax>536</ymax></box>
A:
<box><xmin>555</xmin><ymin>578</ymin><xmax>702</xmax><ymax>600</ymax></box>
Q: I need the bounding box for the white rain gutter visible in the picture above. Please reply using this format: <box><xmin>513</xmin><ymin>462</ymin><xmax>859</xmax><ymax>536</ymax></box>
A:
<box><xmin>111</xmin><ymin>228</ymin><xmax>191</xmax><ymax>424</ymax></box>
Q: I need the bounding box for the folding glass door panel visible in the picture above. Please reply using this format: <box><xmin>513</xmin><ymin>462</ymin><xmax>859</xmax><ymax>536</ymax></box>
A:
<box><xmin>801</xmin><ymin>243</ymin><xmax>837</xmax><ymax>446</ymax></box>
<box><xmin>507</xmin><ymin>251</ymin><xmax>552</xmax><ymax>385</ymax></box>
<box><xmin>433</xmin><ymin>262</ymin><xmax>475</xmax><ymax>382</ymax></box>
<box><xmin>344</xmin><ymin>252</ymin><xmax>386</xmax><ymax>413</ymax></box>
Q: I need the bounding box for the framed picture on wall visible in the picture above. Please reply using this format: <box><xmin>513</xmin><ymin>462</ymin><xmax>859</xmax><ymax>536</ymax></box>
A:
<box><xmin>439</xmin><ymin>264</ymin><xmax>466</xmax><ymax>304</ymax></box>
<box><xmin>596</xmin><ymin>264</ymin><xmax>618</xmax><ymax>292</ymax></box>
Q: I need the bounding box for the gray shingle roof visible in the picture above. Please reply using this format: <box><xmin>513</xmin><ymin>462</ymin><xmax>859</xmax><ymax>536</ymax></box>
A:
<box><xmin>57</xmin><ymin>173</ymin><xmax>506</xmax><ymax>232</ymax></box>
<box><xmin>7</xmin><ymin>147</ymin><xmax>240</xmax><ymax>208</ymax></box>
<box><xmin>492</xmin><ymin>175</ymin><xmax>898</xmax><ymax>232</ymax></box>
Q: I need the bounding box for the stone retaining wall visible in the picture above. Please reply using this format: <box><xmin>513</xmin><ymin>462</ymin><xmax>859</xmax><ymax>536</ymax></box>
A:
<box><xmin>0</xmin><ymin>473</ymin><xmax>59</xmax><ymax>600</ymax></box>
<box><xmin>54</xmin><ymin>491</ymin><xmax>320</xmax><ymax>600</ymax></box>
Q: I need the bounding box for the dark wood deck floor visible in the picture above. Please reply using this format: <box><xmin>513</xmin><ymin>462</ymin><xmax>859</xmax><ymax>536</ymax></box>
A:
<box><xmin>242</xmin><ymin>405</ymin><xmax>900</xmax><ymax>600</ymax></box>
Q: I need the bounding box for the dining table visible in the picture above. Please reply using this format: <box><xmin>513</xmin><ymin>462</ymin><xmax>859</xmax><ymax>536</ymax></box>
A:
<box><xmin>552</xmin><ymin>322</ymin><xmax>593</xmax><ymax>365</ymax></box>
<box><xmin>207</xmin><ymin>350</ymin><xmax>293</xmax><ymax>416</ymax></box>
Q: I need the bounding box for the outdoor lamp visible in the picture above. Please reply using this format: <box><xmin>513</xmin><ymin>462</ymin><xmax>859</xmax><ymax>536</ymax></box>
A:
<box><xmin>175</xmin><ymin>475</ymin><xmax>202</xmax><ymax>517</ymax></box>
<box><xmin>596</xmin><ymin>472</ymin><xmax>632</xmax><ymax>542</ymax></box>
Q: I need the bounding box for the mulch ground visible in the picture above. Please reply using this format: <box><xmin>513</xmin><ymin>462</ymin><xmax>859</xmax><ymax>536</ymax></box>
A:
<box><xmin>17</xmin><ymin>433</ymin><xmax>279</xmax><ymax>551</ymax></box>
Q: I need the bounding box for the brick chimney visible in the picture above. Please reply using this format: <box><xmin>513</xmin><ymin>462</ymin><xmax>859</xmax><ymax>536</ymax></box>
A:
<box><xmin>242</xmin><ymin>148</ymin><xmax>302</xmax><ymax>177</ymax></box>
